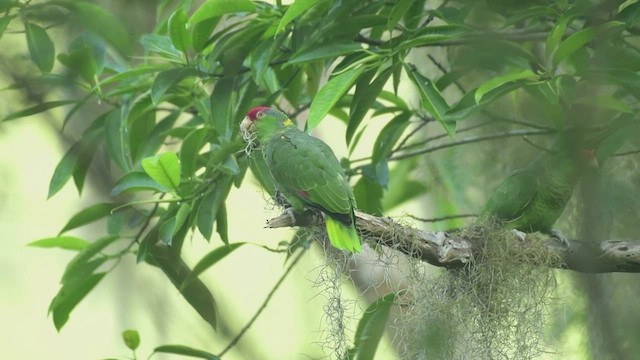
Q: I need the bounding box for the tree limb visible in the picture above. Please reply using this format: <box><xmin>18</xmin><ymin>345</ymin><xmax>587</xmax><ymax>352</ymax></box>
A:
<box><xmin>265</xmin><ymin>209</ymin><xmax>640</xmax><ymax>273</ymax></box>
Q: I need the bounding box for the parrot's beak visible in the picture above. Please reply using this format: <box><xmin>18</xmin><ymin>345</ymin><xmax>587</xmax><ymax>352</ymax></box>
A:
<box><xmin>240</xmin><ymin>116</ymin><xmax>254</xmax><ymax>132</ymax></box>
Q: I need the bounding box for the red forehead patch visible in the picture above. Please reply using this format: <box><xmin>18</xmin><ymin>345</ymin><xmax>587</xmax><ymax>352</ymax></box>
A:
<box><xmin>246</xmin><ymin>106</ymin><xmax>271</xmax><ymax>121</ymax></box>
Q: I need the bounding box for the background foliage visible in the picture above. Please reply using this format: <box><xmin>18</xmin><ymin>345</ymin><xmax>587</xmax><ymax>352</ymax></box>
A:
<box><xmin>2</xmin><ymin>0</ymin><xmax>640</xmax><ymax>359</ymax></box>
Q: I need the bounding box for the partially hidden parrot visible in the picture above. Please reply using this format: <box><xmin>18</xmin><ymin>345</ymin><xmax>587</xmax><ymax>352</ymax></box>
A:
<box><xmin>240</xmin><ymin>107</ymin><xmax>361</xmax><ymax>252</ymax></box>
<box><xmin>481</xmin><ymin>134</ymin><xmax>598</xmax><ymax>244</ymax></box>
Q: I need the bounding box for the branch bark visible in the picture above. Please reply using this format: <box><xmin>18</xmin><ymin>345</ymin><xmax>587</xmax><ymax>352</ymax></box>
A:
<box><xmin>266</xmin><ymin>209</ymin><xmax>640</xmax><ymax>273</ymax></box>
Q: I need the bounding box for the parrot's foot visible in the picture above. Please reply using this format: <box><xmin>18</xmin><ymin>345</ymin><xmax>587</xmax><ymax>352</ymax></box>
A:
<box><xmin>285</xmin><ymin>207</ymin><xmax>297</xmax><ymax>225</ymax></box>
<box><xmin>511</xmin><ymin>229</ymin><xmax>527</xmax><ymax>242</ymax></box>
<box><xmin>550</xmin><ymin>229</ymin><xmax>570</xmax><ymax>250</ymax></box>
<box><xmin>273</xmin><ymin>190</ymin><xmax>290</xmax><ymax>207</ymax></box>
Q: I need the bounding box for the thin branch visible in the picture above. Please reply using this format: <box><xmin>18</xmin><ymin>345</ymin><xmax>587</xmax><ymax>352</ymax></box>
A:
<box><xmin>218</xmin><ymin>248</ymin><xmax>307</xmax><ymax>357</ymax></box>
<box><xmin>405</xmin><ymin>213</ymin><xmax>477</xmax><ymax>223</ymax></box>
<box><xmin>266</xmin><ymin>209</ymin><xmax>640</xmax><ymax>273</ymax></box>
<box><xmin>389</xmin><ymin>129</ymin><xmax>555</xmax><ymax>162</ymax></box>
<box><xmin>612</xmin><ymin>149</ymin><xmax>640</xmax><ymax>157</ymax></box>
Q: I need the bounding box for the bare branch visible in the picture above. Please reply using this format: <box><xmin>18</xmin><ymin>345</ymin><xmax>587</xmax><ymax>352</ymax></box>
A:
<box><xmin>265</xmin><ymin>209</ymin><xmax>640</xmax><ymax>273</ymax></box>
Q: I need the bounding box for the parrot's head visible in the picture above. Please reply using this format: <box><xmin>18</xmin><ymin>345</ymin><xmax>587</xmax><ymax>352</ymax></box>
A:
<box><xmin>240</xmin><ymin>107</ymin><xmax>294</xmax><ymax>146</ymax></box>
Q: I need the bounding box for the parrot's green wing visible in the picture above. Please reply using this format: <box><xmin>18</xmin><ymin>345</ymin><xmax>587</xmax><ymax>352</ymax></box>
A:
<box><xmin>264</xmin><ymin>129</ymin><xmax>355</xmax><ymax>219</ymax></box>
<box><xmin>482</xmin><ymin>168</ymin><xmax>538</xmax><ymax>224</ymax></box>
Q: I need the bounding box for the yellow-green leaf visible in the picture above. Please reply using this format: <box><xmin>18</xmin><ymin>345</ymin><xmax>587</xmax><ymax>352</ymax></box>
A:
<box><xmin>141</xmin><ymin>152</ymin><xmax>181</xmax><ymax>190</ymax></box>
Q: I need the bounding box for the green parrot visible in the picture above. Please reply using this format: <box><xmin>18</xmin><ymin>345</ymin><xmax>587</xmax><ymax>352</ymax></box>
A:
<box><xmin>482</xmin><ymin>134</ymin><xmax>598</xmax><ymax>243</ymax></box>
<box><xmin>240</xmin><ymin>107</ymin><xmax>361</xmax><ymax>252</ymax></box>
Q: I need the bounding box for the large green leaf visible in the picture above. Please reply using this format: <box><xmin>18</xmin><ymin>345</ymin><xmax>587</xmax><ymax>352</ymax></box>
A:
<box><xmin>474</xmin><ymin>69</ymin><xmax>536</xmax><ymax>103</ymax></box>
<box><xmin>196</xmin><ymin>177</ymin><xmax>232</xmax><ymax>241</ymax></box>
<box><xmin>353</xmin><ymin>175</ymin><xmax>383</xmax><ymax>216</ymax></box>
<box><xmin>276</xmin><ymin>0</ymin><xmax>320</xmax><ymax>34</ymax></box>
<box><xmin>105</xmin><ymin>110</ymin><xmax>132</xmax><ymax>172</ymax></box>
<box><xmin>181</xmin><ymin>243</ymin><xmax>245</xmax><ymax>289</ymax></box>
<box><xmin>189</xmin><ymin>0</ymin><xmax>255</xmax><ymax>25</ymax></box>
<box><xmin>210</xmin><ymin>77</ymin><xmax>236</xmax><ymax>140</ymax></box>
<box><xmin>181</xmin><ymin>128</ymin><xmax>210</xmax><ymax>176</ymax></box>
<box><xmin>372</xmin><ymin>112</ymin><xmax>411</xmax><ymax>163</ymax></box>
<box><xmin>288</xmin><ymin>43</ymin><xmax>363</xmax><ymax>64</ymax></box>
<box><xmin>50</xmin><ymin>272</ymin><xmax>107</xmax><ymax>331</ymax></box>
<box><xmin>28</xmin><ymin>236</ymin><xmax>90</xmax><ymax>251</ymax></box>
<box><xmin>347</xmin><ymin>292</ymin><xmax>396</xmax><ymax>360</ymax></box>
<box><xmin>111</xmin><ymin>171</ymin><xmax>170</xmax><ymax>196</ymax></box>
<box><xmin>151</xmin><ymin>67</ymin><xmax>198</xmax><ymax>105</ymax></box>
<box><xmin>169</xmin><ymin>8</ymin><xmax>191</xmax><ymax>53</ymax></box>
<box><xmin>347</xmin><ymin>66</ymin><xmax>393</xmax><ymax>145</ymax></box>
<box><xmin>405</xmin><ymin>64</ymin><xmax>454</xmax><ymax>135</ymax></box>
<box><xmin>61</xmin><ymin>235</ymin><xmax>119</xmax><ymax>283</ymax></box>
<box><xmin>307</xmin><ymin>66</ymin><xmax>365</xmax><ymax>131</ymax></box>
<box><xmin>24</xmin><ymin>22</ymin><xmax>55</xmax><ymax>73</ymax></box>
<box><xmin>387</xmin><ymin>0</ymin><xmax>413</xmax><ymax>31</ymax></box>
<box><xmin>145</xmin><ymin>232</ymin><xmax>218</xmax><ymax>331</ymax></box>
<box><xmin>141</xmin><ymin>152</ymin><xmax>181</xmax><ymax>190</ymax></box>
<box><xmin>2</xmin><ymin>100</ymin><xmax>76</xmax><ymax>122</ymax></box>
<box><xmin>54</xmin><ymin>1</ymin><xmax>132</xmax><ymax>55</ymax></box>
<box><xmin>552</xmin><ymin>21</ymin><xmax>625</xmax><ymax>67</ymax></box>
<box><xmin>59</xmin><ymin>203</ymin><xmax>116</xmax><ymax>235</ymax></box>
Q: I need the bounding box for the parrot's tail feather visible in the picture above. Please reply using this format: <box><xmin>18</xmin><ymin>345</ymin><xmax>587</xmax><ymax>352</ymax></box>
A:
<box><xmin>325</xmin><ymin>217</ymin><xmax>361</xmax><ymax>253</ymax></box>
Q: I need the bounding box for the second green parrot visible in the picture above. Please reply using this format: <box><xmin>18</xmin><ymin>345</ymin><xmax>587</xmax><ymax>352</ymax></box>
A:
<box><xmin>240</xmin><ymin>107</ymin><xmax>361</xmax><ymax>252</ymax></box>
<box><xmin>482</xmin><ymin>134</ymin><xmax>598</xmax><ymax>242</ymax></box>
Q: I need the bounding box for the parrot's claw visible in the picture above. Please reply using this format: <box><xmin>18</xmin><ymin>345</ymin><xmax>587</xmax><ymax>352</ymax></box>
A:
<box><xmin>285</xmin><ymin>207</ymin><xmax>297</xmax><ymax>225</ymax></box>
<box><xmin>511</xmin><ymin>229</ymin><xmax>527</xmax><ymax>242</ymax></box>
<box><xmin>550</xmin><ymin>229</ymin><xmax>570</xmax><ymax>250</ymax></box>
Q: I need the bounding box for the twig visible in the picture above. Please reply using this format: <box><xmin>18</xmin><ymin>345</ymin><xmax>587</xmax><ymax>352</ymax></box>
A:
<box><xmin>218</xmin><ymin>248</ymin><xmax>307</xmax><ymax>357</ymax></box>
<box><xmin>405</xmin><ymin>213</ymin><xmax>477</xmax><ymax>223</ymax></box>
<box><xmin>612</xmin><ymin>149</ymin><xmax>640</xmax><ymax>157</ymax></box>
<box><xmin>388</xmin><ymin>129</ymin><xmax>555</xmax><ymax>162</ymax></box>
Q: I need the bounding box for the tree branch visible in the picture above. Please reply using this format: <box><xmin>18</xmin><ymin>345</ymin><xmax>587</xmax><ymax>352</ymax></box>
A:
<box><xmin>265</xmin><ymin>209</ymin><xmax>640</xmax><ymax>273</ymax></box>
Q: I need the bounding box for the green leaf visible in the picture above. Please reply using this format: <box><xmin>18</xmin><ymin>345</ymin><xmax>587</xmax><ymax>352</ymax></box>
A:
<box><xmin>140</xmin><ymin>34</ymin><xmax>182</xmax><ymax>61</ymax></box>
<box><xmin>24</xmin><ymin>22</ymin><xmax>55</xmax><ymax>73</ymax></box>
<box><xmin>387</xmin><ymin>0</ymin><xmax>413</xmax><ymax>31</ymax></box>
<box><xmin>48</xmin><ymin>140</ymin><xmax>83</xmax><ymax>199</ymax></box>
<box><xmin>61</xmin><ymin>235</ymin><xmax>119</xmax><ymax>284</ymax></box>
<box><xmin>545</xmin><ymin>15</ymin><xmax>569</xmax><ymax>59</ymax></box>
<box><xmin>0</xmin><ymin>15</ymin><xmax>14</xmax><ymax>41</ymax></box>
<box><xmin>2</xmin><ymin>100</ymin><xmax>76</xmax><ymax>123</ymax></box>
<box><xmin>209</xmin><ymin>76</ymin><xmax>236</xmax><ymax>140</ymax></box>
<box><xmin>248</xmin><ymin>150</ymin><xmax>276</xmax><ymax>195</ymax></box>
<box><xmin>141</xmin><ymin>152</ymin><xmax>181</xmax><ymax>190</ymax></box>
<box><xmin>145</xmin><ymin>233</ymin><xmax>218</xmax><ymax>330</ymax></box>
<box><xmin>28</xmin><ymin>236</ymin><xmax>90</xmax><ymax>251</ymax></box>
<box><xmin>111</xmin><ymin>171</ymin><xmax>170</xmax><ymax>196</ymax></box>
<box><xmin>276</xmin><ymin>0</ymin><xmax>319</xmax><ymax>34</ymax></box>
<box><xmin>288</xmin><ymin>42</ymin><xmax>363</xmax><ymax>64</ymax></box>
<box><xmin>353</xmin><ymin>176</ymin><xmax>383</xmax><ymax>216</ymax></box>
<box><xmin>58</xmin><ymin>203</ymin><xmax>115</xmax><ymax>235</ymax></box>
<box><xmin>405</xmin><ymin>64</ymin><xmax>454</xmax><ymax>135</ymax></box>
<box><xmin>445</xmin><ymin>82</ymin><xmax>522</xmax><ymax>121</ymax></box>
<box><xmin>347</xmin><ymin>67</ymin><xmax>393</xmax><ymax>144</ymax></box>
<box><xmin>154</xmin><ymin>345</ymin><xmax>220</xmax><ymax>360</ymax></box>
<box><xmin>182</xmin><ymin>243</ymin><xmax>245</xmax><ymax>289</ymax></box>
<box><xmin>174</xmin><ymin>203</ymin><xmax>192</xmax><ymax>236</ymax></box>
<box><xmin>372</xmin><ymin>112</ymin><xmax>411</xmax><ymax>163</ymax></box>
<box><xmin>151</xmin><ymin>67</ymin><xmax>198</xmax><ymax>105</ymax></box>
<box><xmin>398</xmin><ymin>25</ymin><xmax>467</xmax><ymax>49</ymax></box>
<box><xmin>382</xmin><ymin>158</ymin><xmax>427</xmax><ymax>211</ymax></box>
<box><xmin>474</xmin><ymin>69</ymin><xmax>535</xmax><ymax>103</ymax></box>
<box><xmin>169</xmin><ymin>8</ymin><xmax>191</xmax><ymax>53</ymax></box>
<box><xmin>51</xmin><ymin>272</ymin><xmax>106</xmax><ymax>330</ymax></box>
<box><xmin>197</xmin><ymin>177</ymin><xmax>232</xmax><ymax>240</ymax></box>
<box><xmin>307</xmin><ymin>66</ymin><xmax>365</xmax><ymax>131</ymax></box>
<box><xmin>189</xmin><ymin>0</ymin><xmax>255</xmax><ymax>25</ymax></box>
<box><xmin>215</xmin><ymin>204</ymin><xmax>228</xmax><ymax>245</ymax></box>
<box><xmin>552</xmin><ymin>21</ymin><xmax>625</xmax><ymax>67</ymax></box>
<box><xmin>105</xmin><ymin>110</ymin><xmax>132</xmax><ymax>172</ymax></box>
<box><xmin>191</xmin><ymin>17</ymin><xmax>220</xmax><ymax>53</ymax></box>
<box><xmin>122</xmin><ymin>330</ymin><xmax>140</xmax><ymax>350</ymax></box>
<box><xmin>181</xmin><ymin>128</ymin><xmax>210</xmax><ymax>176</ymax></box>
<box><xmin>54</xmin><ymin>1</ymin><xmax>132</xmax><ymax>55</ymax></box>
<box><xmin>348</xmin><ymin>292</ymin><xmax>396</xmax><ymax>360</ymax></box>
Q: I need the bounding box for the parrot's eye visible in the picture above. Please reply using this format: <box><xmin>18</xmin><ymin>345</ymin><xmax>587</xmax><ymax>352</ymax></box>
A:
<box><xmin>256</xmin><ymin>111</ymin><xmax>265</xmax><ymax>118</ymax></box>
